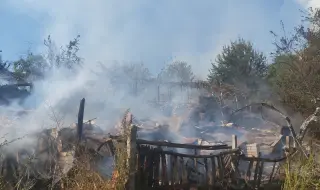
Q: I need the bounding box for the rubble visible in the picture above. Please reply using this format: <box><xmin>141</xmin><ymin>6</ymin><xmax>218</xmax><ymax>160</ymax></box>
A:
<box><xmin>0</xmin><ymin>94</ymin><xmax>319</xmax><ymax>189</ymax></box>
<box><xmin>0</xmin><ymin>115</ymin><xmax>114</xmax><ymax>188</ymax></box>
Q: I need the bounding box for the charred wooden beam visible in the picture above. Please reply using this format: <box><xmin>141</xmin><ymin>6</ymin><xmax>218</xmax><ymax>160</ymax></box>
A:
<box><xmin>77</xmin><ymin>98</ymin><xmax>85</xmax><ymax>142</ymax></box>
<box><xmin>239</xmin><ymin>150</ymin><xmax>296</xmax><ymax>162</ymax></box>
<box><xmin>136</xmin><ymin>139</ymin><xmax>231</xmax><ymax>150</ymax></box>
<box><xmin>140</xmin><ymin>148</ymin><xmax>240</xmax><ymax>159</ymax></box>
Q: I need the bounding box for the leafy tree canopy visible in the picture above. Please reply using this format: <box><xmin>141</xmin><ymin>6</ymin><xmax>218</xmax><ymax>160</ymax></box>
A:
<box><xmin>161</xmin><ymin>61</ymin><xmax>195</xmax><ymax>82</ymax></box>
<box><xmin>208</xmin><ymin>38</ymin><xmax>268</xmax><ymax>93</ymax></box>
<box><xmin>268</xmin><ymin>8</ymin><xmax>320</xmax><ymax>115</ymax></box>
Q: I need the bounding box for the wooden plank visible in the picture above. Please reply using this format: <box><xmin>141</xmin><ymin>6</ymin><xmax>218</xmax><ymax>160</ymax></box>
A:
<box><xmin>285</xmin><ymin>136</ymin><xmax>293</xmax><ymax>155</ymax></box>
<box><xmin>181</xmin><ymin>157</ymin><xmax>188</xmax><ymax>184</ymax></box>
<box><xmin>204</xmin><ymin>158</ymin><xmax>210</xmax><ymax>185</ymax></box>
<box><xmin>224</xmin><ymin>155</ymin><xmax>231</xmax><ymax>168</ymax></box>
<box><xmin>232</xmin><ymin>135</ymin><xmax>238</xmax><ymax>149</ymax></box>
<box><xmin>173</xmin><ymin>155</ymin><xmax>178</xmax><ymax>185</ymax></box>
<box><xmin>138</xmin><ymin>146</ymin><xmax>147</xmax><ymax>187</ymax></box>
<box><xmin>269</xmin><ymin>162</ymin><xmax>277</xmax><ymax>183</ymax></box>
<box><xmin>127</xmin><ymin>125</ymin><xmax>138</xmax><ymax>190</ymax></box>
<box><xmin>161</xmin><ymin>153</ymin><xmax>168</xmax><ymax>186</ymax></box>
<box><xmin>136</xmin><ymin>139</ymin><xmax>231</xmax><ymax>150</ymax></box>
<box><xmin>246</xmin><ymin>160</ymin><xmax>254</xmax><ymax>181</ymax></box>
<box><xmin>170</xmin><ymin>155</ymin><xmax>174</xmax><ymax>185</ymax></box>
<box><xmin>147</xmin><ymin>147</ymin><xmax>154</xmax><ymax>187</ymax></box>
<box><xmin>77</xmin><ymin>98</ymin><xmax>85</xmax><ymax>142</ymax></box>
<box><xmin>141</xmin><ymin>146</ymin><xmax>148</xmax><ymax>187</ymax></box>
<box><xmin>136</xmin><ymin>145</ymin><xmax>142</xmax><ymax>188</ymax></box>
<box><xmin>230</xmin><ymin>135</ymin><xmax>241</xmax><ymax>182</ymax></box>
<box><xmin>230</xmin><ymin>154</ymin><xmax>241</xmax><ymax>184</ymax></box>
<box><xmin>211</xmin><ymin>157</ymin><xmax>216</xmax><ymax>185</ymax></box>
<box><xmin>239</xmin><ymin>151</ymin><xmax>295</xmax><ymax>162</ymax></box>
<box><xmin>194</xmin><ymin>148</ymin><xmax>198</xmax><ymax>180</ymax></box>
<box><xmin>154</xmin><ymin>149</ymin><xmax>160</xmax><ymax>187</ymax></box>
<box><xmin>158</xmin><ymin>154</ymin><xmax>163</xmax><ymax>186</ymax></box>
<box><xmin>178</xmin><ymin>157</ymin><xmax>183</xmax><ymax>184</ymax></box>
<box><xmin>256</xmin><ymin>161</ymin><xmax>265</xmax><ymax>188</ymax></box>
<box><xmin>150</xmin><ymin>148</ymin><xmax>240</xmax><ymax>159</ymax></box>
<box><xmin>217</xmin><ymin>155</ymin><xmax>224</xmax><ymax>179</ymax></box>
<box><xmin>253</xmin><ymin>153</ymin><xmax>261</xmax><ymax>187</ymax></box>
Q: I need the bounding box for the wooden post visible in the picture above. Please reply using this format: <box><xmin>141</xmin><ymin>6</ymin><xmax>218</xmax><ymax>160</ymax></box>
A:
<box><xmin>307</xmin><ymin>139</ymin><xmax>313</xmax><ymax>157</ymax></box>
<box><xmin>157</xmin><ymin>85</ymin><xmax>160</xmax><ymax>104</ymax></box>
<box><xmin>285</xmin><ymin>136</ymin><xmax>292</xmax><ymax>155</ymax></box>
<box><xmin>127</xmin><ymin>125</ymin><xmax>138</xmax><ymax>190</ymax></box>
<box><xmin>194</xmin><ymin>139</ymin><xmax>202</xmax><ymax>171</ymax></box>
<box><xmin>231</xmin><ymin>135</ymin><xmax>240</xmax><ymax>180</ymax></box>
<box><xmin>246</xmin><ymin>143</ymin><xmax>259</xmax><ymax>168</ymax></box>
<box><xmin>232</xmin><ymin>135</ymin><xmax>238</xmax><ymax>149</ymax></box>
<box><xmin>77</xmin><ymin>98</ymin><xmax>85</xmax><ymax>143</ymax></box>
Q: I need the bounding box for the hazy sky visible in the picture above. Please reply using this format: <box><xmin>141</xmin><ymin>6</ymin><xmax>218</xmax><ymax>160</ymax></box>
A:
<box><xmin>0</xmin><ymin>0</ymin><xmax>319</xmax><ymax>77</ymax></box>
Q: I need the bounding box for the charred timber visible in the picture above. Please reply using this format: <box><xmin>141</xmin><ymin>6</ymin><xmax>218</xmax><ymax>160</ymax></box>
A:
<box><xmin>239</xmin><ymin>150</ymin><xmax>297</xmax><ymax>162</ymax></box>
<box><xmin>136</xmin><ymin>139</ymin><xmax>231</xmax><ymax>150</ymax></box>
<box><xmin>139</xmin><ymin>146</ymin><xmax>240</xmax><ymax>158</ymax></box>
<box><xmin>77</xmin><ymin>98</ymin><xmax>85</xmax><ymax>142</ymax></box>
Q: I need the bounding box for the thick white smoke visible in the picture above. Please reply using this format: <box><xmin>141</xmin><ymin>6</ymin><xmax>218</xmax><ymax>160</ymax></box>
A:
<box><xmin>0</xmin><ymin>0</ymin><xmax>314</xmax><ymax>145</ymax></box>
<box><xmin>296</xmin><ymin>0</ymin><xmax>320</xmax><ymax>9</ymax></box>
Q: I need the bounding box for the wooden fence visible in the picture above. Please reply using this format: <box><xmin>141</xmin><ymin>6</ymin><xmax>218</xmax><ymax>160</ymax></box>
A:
<box><xmin>73</xmin><ymin>99</ymin><xmax>294</xmax><ymax>189</ymax></box>
<box><xmin>121</xmin><ymin>125</ymin><xmax>294</xmax><ymax>190</ymax></box>
<box><xmin>135</xmin><ymin>140</ymin><xmax>237</xmax><ymax>189</ymax></box>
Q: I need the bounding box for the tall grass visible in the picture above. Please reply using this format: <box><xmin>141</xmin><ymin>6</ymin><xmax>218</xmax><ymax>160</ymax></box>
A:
<box><xmin>282</xmin><ymin>151</ymin><xmax>320</xmax><ymax>190</ymax></box>
<box><xmin>0</xmin><ymin>109</ymin><xmax>132</xmax><ymax>189</ymax></box>
<box><xmin>60</xmin><ymin>110</ymin><xmax>131</xmax><ymax>190</ymax></box>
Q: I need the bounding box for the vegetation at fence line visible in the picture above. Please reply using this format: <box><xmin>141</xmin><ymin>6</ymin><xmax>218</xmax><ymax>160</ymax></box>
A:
<box><xmin>1</xmin><ymin>5</ymin><xmax>320</xmax><ymax>190</ymax></box>
<box><xmin>57</xmin><ymin>110</ymin><xmax>131</xmax><ymax>190</ymax></box>
<box><xmin>282</xmin><ymin>151</ymin><xmax>320</xmax><ymax>190</ymax></box>
<box><xmin>208</xmin><ymin>38</ymin><xmax>268</xmax><ymax>98</ymax></box>
<box><xmin>58</xmin><ymin>161</ymin><xmax>112</xmax><ymax>190</ymax></box>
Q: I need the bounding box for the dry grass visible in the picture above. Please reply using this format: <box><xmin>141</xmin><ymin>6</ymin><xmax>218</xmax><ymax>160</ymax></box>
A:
<box><xmin>0</xmin><ymin>109</ymin><xmax>132</xmax><ymax>190</ymax></box>
<box><xmin>0</xmin><ymin>141</ymin><xmax>129</xmax><ymax>190</ymax></box>
<box><xmin>53</xmin><ymin>120</ymin><xmax>130</xmax><ymax>189</ymax></box>
<box><xmin>282</xmin><ymin>150</ymin><xmax>320</xmax><ymax>190</ymax></box>
<box><xmin>112</xmin><ymin>141</ymin><xmax>129</xmax><ymax>190</ymax></box>
<box><xmin>58</xmin><ymin>111</ymin><xmax>131</xmax><ymax>190</ymax></box>
<box><xmin>59</xmin><ymin>161</ymin><xmax>113</xmax><ymax>190</ymax></box>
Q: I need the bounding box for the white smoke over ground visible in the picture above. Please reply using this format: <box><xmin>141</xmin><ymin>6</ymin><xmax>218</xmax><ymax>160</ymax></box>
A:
<box><xmin>296</xmin><ymin>0</ymin><xmax>320</xmax><ymax>9</ymax></box>
<box><xmin>3</xmin><ymin>0</ymin><xmax>305</xmax><ymax>76</ymax></box>
<box><xmin>0</xmin><ymin>0</ymin><xmax>314</xmax><ymax>145</ymax></box>
<box><xmin>0</xmin><ymin>60</ymin><xmax>204</xmax><ymax>148</ymax></box>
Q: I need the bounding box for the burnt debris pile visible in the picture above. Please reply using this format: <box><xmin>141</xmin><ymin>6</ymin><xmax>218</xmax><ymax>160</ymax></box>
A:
<box><xmin>0</xmin><ymin>95</ymin><xmax>319</xmax><ymax>189</ymax></box>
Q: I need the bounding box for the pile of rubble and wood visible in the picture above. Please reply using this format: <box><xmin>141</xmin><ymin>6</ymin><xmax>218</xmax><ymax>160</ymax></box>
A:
<box><xmin>0</xmin><ymin>95</ymin><xmax>319</xmax><ymax>189</ymax></box>
<box><xmin>0</xmin><ymin>99</ymin><xmax>117</xmax><ymax>189</ymax></box>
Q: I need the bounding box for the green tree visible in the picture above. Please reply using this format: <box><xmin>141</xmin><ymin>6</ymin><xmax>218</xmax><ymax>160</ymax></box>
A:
<box><xmin>267</xmin><ymin>54</ymin><xmax>295</xmax><ymax>85</ymax></box>
<box><xmin>161</xmin><ymin>61</ymin><xmax>195</xmax><ymax>82</ymax></box>
<box><xmin>12</xmin><ymin>35</ymin><xmax>83</xmax><ymax>82</ymax></box>
<box><xmin>13</xmin><ymin>52</ymin><xmax>46</xmax><ymax>81</ymax></box>
<box><xmin>99</xmin><ymin>62</ymin><xmax>151</xmax><ymax>95</ymax></box>
<box><xmin>0</xmin><ymin>52</ymin><xmax>10</xmax><ymax>71</ymax></box>
<box><xmin>208</xmin><ymin>38</ymin><xmax>268</xmax><ymax>93</ymax></box>
<box><xmin>0</xmin><ymin>52</ymin><xmax>15</xmax><ymax>83</ymax></box>
<box><xmin>44</xmin><ymin>35</ymin><xmax>82</xmax><ymax>69</ymax></box>
<box><xmin>269</xmin><ymin>8</ymin><xmax>320</xmax><ymax>115</ymax></box>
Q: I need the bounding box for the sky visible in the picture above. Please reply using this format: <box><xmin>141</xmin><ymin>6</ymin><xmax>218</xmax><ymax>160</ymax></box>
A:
<box><xmin>0</xmin><ymin>0</ymin><xmax>319</xmax><ymax>78</ymax></box>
